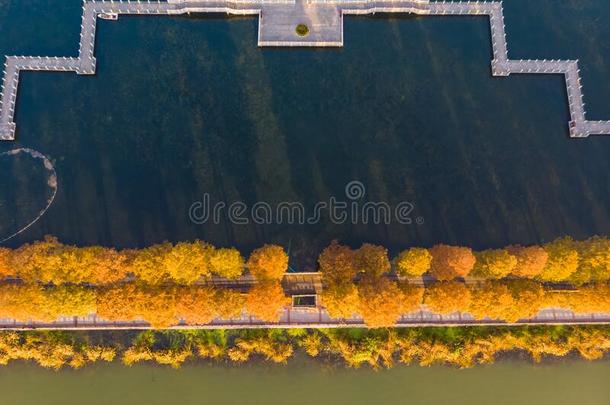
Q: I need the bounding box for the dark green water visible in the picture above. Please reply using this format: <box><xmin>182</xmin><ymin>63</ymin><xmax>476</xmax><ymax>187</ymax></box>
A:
<box><xmin>0</xmin><ymin>360</ymin><xmax>609</xmax><ymax>404</ymax></box>
<box><xmin>1</xmin><ymin>0</ymin><xmax>610</xmax><ymax>268</ymax></box>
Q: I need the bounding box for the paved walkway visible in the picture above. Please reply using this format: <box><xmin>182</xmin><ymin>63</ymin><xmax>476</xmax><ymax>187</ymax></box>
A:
<box><xmin>0</xmin><ymin>307</ymin><xmax>608</xmax><ymax>331</ymax></box>
<box><xmin>1</xmin><ymin>1</ymin><xmax>609</xmax><ymax>137</ymax></box>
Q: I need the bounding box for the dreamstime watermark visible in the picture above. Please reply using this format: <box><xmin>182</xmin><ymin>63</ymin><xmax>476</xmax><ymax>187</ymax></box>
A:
<box><xmin>189</xmin><ymin>181</ymin><xmax>424</xmax><ymax>226</ymax></box>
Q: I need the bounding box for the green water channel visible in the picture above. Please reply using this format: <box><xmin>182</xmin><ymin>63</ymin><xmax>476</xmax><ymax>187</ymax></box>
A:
<box><xmin>0</xmin><ymin>359</ymin><xmax>608</xmax><ymax>404</ymax></box>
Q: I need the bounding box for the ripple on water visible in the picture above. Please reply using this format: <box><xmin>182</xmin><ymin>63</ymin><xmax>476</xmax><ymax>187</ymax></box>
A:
<box><xmin>0</xmin><ymin>148</ymin><xmax>57</xmax><ymax>243</ymax></box>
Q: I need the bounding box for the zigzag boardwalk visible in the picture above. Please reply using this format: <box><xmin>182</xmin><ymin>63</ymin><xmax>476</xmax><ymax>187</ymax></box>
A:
<box><xmin>1</xmin><ymin>1</ymin><xmax>609</xmax><ymax>138</ymax></box>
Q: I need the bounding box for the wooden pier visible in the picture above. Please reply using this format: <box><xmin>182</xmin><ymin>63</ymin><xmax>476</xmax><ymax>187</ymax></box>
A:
<box><xmin>1</xmin><ymin>0</ymin><xmax>610</xmax><ymax>140</ymax></box>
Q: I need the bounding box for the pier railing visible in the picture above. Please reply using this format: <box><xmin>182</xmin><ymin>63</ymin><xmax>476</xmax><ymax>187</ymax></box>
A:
<box><xmin>2</xmin><ymin>0</ymin><xmax>610</xmax><ymax>140</ymax></box>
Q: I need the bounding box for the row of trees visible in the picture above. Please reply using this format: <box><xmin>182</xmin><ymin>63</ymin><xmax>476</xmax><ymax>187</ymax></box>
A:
<box><xmin>2</xmin><ymin>236</ymin><xmax>610</xmax><ymax>286</ymax></box>
<box><xmin>395</xmin><ymin>236</ymin><xmax>610</xmax><ymax>283</ymax></box>
<box><xmin>0</xmin><ymin>283</ymin><xmax>289</xmax><ymax>328</ymax></box>
<box><xmin>318</xmin><ymin>241</ymin><xmax>610</xmax><ymax>327</ymax></box>
<box><xmin>0</xmin><ymin>238</ymin><xmax>288</xmax><ymax>285</ymax></box>
<box><xmin>1</xmin><ymin>326</ymin><xmax>608</xmax><ymax>370</ymax></box>
<box><xmin>0</xmin><ymin>281</ymin><xmax>608</xmax><ymax>328</ymax></box>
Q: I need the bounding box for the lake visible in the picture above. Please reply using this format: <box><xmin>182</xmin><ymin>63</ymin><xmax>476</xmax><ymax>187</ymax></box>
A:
<box><xmin>0</xmin><ymin>359</ymin><xmax>609</xmax><ymax>405</ymax></box>
<box><xmin>1</xmin><ymin>0</ymin><xmax>610</xmax><ymax>269</ymax></box>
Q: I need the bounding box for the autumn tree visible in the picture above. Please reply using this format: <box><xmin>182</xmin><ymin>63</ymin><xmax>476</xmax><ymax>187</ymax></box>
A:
<box><xmin>209</xmin><ymin>248</ymin><xmax>244</xmax><ymax>279</ymax></box>
<box><xmin>10</xmin><ymin>237</ymin><xmax>129</xmax><ymax>285</ymax></box>
<box><xmin>355</xmin><ymin>244</ymin><xmax>390</xmax><ymax>277</ymax></box>
<box><xmin>39</xmin><ymin>286</ymin><xmax>96</xmax><ymax>321</ymax></box>
<box><xmin>424</xmin><ymin>281</ymin><xmax>471</xmax><ymax>314</ymax></box>
<box><xmin>320</xmin><ymin>283</ymin><xmax>360</xmax><ymax>319</ymax></box>
<box><xmin>564</xmin><ymin>283</ymin><xmax>610</xmax><ymax>314</ymax></box>
<box><xmin>0</xmin><ymin>284</ymin><xmax>43</xmax><ymax>321</ymax></box>
<box><xmin>468</xmin><ymin>282</ymin><xmax>514</xmax><ymax>321</ymax></box>
<box><xmin>228</xmin><ymin>331</ymin><xmax>294</xmax><ymax>364</ymax></box>
<box><xmin>400</xmin><ymin>283</ymin><xmax>425</xmax><ymax>314</ymax></box>
<box><xmin>128</xmin><ymin>241</ymin><xmax>213</xmax><ymax>285</ymax></box>
<box><xmin>9</xmin><ymin>236</ymin><xmax>65</xmax><ymax>283</ymax></box>
<box><xmin>0</xmin><ymin>247</ymin><xmax>12</xmax><ymax>278</ymax></box>
<box><xmin>246</xmin><ymin>281</ymin><xmax>289</xmax><ymax>322</ymax></box>
<box><xmin>395</xmin><ymin>247</ymin><xmax>432</xmax><ymax>277</ymax></box>
<box><xmin>175</xmin><ymin>286</ymin><xmax>219</xmax><ymax>325</ymax></box>
<box><xmin>247</xmin><ymin>245</ymin><xmax>288</xmax><ymax>281</ymax></box>
<box><xmin>504</xmin><ymin>280</ymin><xmax>545</xmax><ymax>321</ymax></box>
<box><xmin>318</xmin><ymin>241</ymin><xmax>357</xmax><ymax>284</ymax></box>
<box><xmin>506</xmin><ymin>245</ymin><xmax>548</xmax><ymax>278</ymax></box>
<box><xmin>472</xmin><ymin>249</ymin><xmax>517</xmax><ymax>279</ymax></box>
<box><xmin>538</xmin><ymin>237</ymin><xmax>579</xmax><ymax>282</ymax></box>
<box><xmin>570</xmin><ymin>236</ymin><xmax>610</xmax><ymax>285</ymax></box>
<box><xmin>357</xmin><ymin>278</ymin><xmax>404</xmax><ymax>328</ymax></box>
<box><xmin>429</xmin><ymin>245</ymin><xmax>476</xmax><ymax>281</ymax></box>
<box><xmin>214</xmin><ymin>289</ymin><xmax>246</xmax><ymax>320</ymax></box>
<box><xmin>97</xmin><ymin>284</ymin><xmax>178</xmax><ymax>328</ymax></box>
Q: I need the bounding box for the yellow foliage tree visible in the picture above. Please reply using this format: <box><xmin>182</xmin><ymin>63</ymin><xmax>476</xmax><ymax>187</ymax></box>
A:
<box><xmin>97</xmin><ymin>284</ymin><xmax>178</xmax><ymax>328</ymax></box>
<box><xmin>395</xmin><ymin>248</ymin><xmax>432</xmax><ymax>277</ymax></box>
<box><xmin>504</xmin><ymin>280</ymin><xmax>546</xmax><ymax>321</ymax></box>
<box><xmin>356</xmin><ymin>244</ymin><xmax>391</xmax><ymax>277</ymax></box>
<box><xmin>571</xmin><ymin>236</ymin><xmax>610</xmax><ymax>285</ymax></box>
<box><xmin>472</xmin><ymin>249</ymin><xmax>517</xmax><ymax>279</ymax></box>
<box><xmin>245</xmin><ymin>281</ymin><xmax>289</xmax><ymax>322</ymax></box>
<box><xmin>0</xmin><ymin>248</ymin><xmax>12</xmax><ymax>278</ymax></box>
<box><xmin>214</xmin><ymin>289</ymin><xmax>246</xmax><ymax>320</ymax></box>
<box><xmin>318</xmin><ymin>241</ymin><xmax>358</xmax><ymax>284</ymax></box>
<box><xmin>358</xmin><ymin>278</ymin><xmax>404</xmax><ymax>328</ymax></box>
<box><xmin>468</xmin><ymin>282</ymin><xmax>514</xmax><ymax>320</ymax></box>
<box><xmin>424</xmin><ymin>281</ymin><xmax>471</xmax><ymax>314</ymax></box>
<box><xmin>400</xmin><ymin>283</ymin><xmax>425</xmax><ymax>314</ymax></box>
<box><xmin>539</xmin><ymin>237</ymin><xmax>579</xmax><ymax>282</ymax></box>
<box><xmin>209</xmin><ymin>248</ymin><xmax>244</xmax><ymax>279</ymax></box>
<box><xmin>506</xmin><ymin>245</ymin><xmax>548</xmax><ymax>278</ymax></box>
<box><xmin>10</xmin><ymin>237</ymin><xmax>128</xmax><ymax>285</ymax></box>
<box><xmin>0</xmin><ymin>284</ymin><xmax>43</xmax><ymax>321</ymax></box>
<box><xmin>128</xmin><ymin>241</ymin><xmax>213</xmax><ymax>285</ymax></box>
<box><xmin>39</xmin><ymin>286</ymin><xmax>96</xmax><ymax>321</ymax></box>
<box><xmin>228</xmin><ymin>334</ymin><xmax>294</xmax><ymax>364</ymax></box>
<box><xmin>247</xmin><ymin>245</ymin><xmax>288</xmax><ymax>281</ymax></box>
<box><xmin>429</xmin><ymin>245</ymin><xmax>476</xmax><ymax>280</ymax></box>
<box><xmin>175</xmin><ymin>286</ymin><xmax>218</xmax><ymax>325</ymax></box>
<box><xmin>320</xmin><ymin>282</ymin><xmax>360</xmax><ymax>319</ymax></box>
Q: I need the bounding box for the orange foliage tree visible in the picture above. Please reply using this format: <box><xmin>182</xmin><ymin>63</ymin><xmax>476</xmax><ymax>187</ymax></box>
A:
<box><xmin>320</xmin><ymin>283</ymin><xmax>360</xmax><ymax>319</ymax></box>
<box><xmin>357</xmin><ymin>278</ymin><xmax>404</xmax><ymax>328</ymax></box>
<box><xmin>400</xmin><ymin>283</ymin><xmax>425</xmax><ymax>314</ymax></box>
<box><xmin>175</xmin><ymin>286</ymin><xmax>219</xmax><ymax>325</ymax></box>
<box><xmin>505</xmin><ymin>280</ymin><xmax>545</xmax><ymax>321</ymax></box>
<box><xmin>356</xmin><ymin>244</ymin><xmax>391</xmax><ymax>277</ymax></box>
<box><xmin>539</xmin><ymin>237</ymin><xmax>579</xmax><ymax>282</ymax></box>
<box><xmin>472</xmin><ymin>249</ymin><xmax>517</xmax><ymax>279</ymax></box>
<box><xmin>246</xmin><ymin>281</ymin><xmax>289</xmax><ymax>322</ymax></box>
<box><xmin>209</xmin><ymin>248</ymin><xmax>244</xmax><ymax>279</ymax></box>
<box><xmin>429</xmin><ymin>245</ymin><xmax>476</xmax><ymax>280</ymax></box>
<box><xmin>10</xmin><ymin>237</ymin><xmax>129</xmax><ymax>285</ymax></box>
<box><xmin>247</xmin><ymin>245</ymin><xmax>288</xmax><ymax>281</ymax></box>
<box><xmin>395</xmin><ymin>247</ymin><xmax>432</xmax><ymax>277</ymax></box>
<box><xmin>571</xmin><ymin>237</ymin><xmax>610</xmax><ymax>285</ymax></box>
<box><xmin>127</xmin><ymin>241</ymin><xmax>213</xmax><ymax>285</ymax></box>
<box><xmin>97</xmin><ymin>284</ymin><xmax>178</xmax><ymax>328</ymax></box>
<box><xmin>0</xmin><ymin>248</ymin><xmax>12</xmax><ymax>278</ymax></box>
<box><xmin>0</xmin><ymin>284</ymin><xmax>95</xmax><ymax>322</ymax></box>
<box><xmin>506</xmin><ymin>245</ymin><xmax>548</xmax><ymax>278</ymax></box>
<box><xmin>0</xmin><ymin>284</ymin><xmax>44</xmax><ymax>320</ymax></box>
<box><xmin>468</xmin><ymin>282</ymin><xmax>514</xmax><ymax>320</ymax></box>
<box><xmin>318</xmin><ymin>241</ymin><xmax>357</xmax><ymax>285</ymax></box>
<box><xmin>424</xmin><ymin>281</ymin><xmax>471</xmax><ymax>314</ymax></box>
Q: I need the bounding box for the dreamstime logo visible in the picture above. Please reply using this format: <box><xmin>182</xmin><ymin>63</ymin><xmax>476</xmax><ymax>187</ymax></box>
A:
<box><xmin>189</xmin><ymin>180</ymin><xmax>424</xmax><ymax>226</ymax></box>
